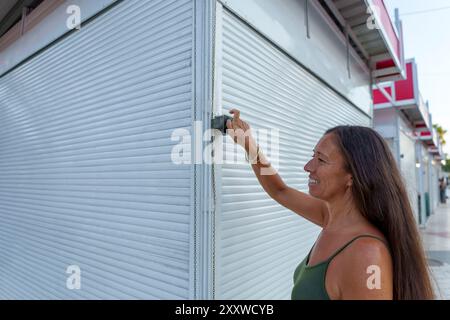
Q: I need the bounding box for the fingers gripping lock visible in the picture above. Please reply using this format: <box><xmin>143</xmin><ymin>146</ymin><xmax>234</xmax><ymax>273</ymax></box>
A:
<box><xmin>211</xmin><ymin>115</ymin><xmax>233</xmax><ymax>135</ymax></box>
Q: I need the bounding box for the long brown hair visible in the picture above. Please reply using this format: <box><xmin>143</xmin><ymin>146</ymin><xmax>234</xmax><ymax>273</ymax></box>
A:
<box><xmin>326</xmin><ymin>125</ymin><xmax>434</xmax><ymax>300</ymax></box>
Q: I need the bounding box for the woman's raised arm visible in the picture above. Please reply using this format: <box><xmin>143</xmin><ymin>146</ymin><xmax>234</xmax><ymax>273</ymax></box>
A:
<box><xmin>226</xmin><ymin>109</ymin><xmax>328</xmax><ymax>227</ymax></box>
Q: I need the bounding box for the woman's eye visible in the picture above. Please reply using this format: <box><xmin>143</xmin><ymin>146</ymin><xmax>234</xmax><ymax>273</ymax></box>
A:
<box><xmin>312</xmin><ymin>153</ymin><xmax>326</xmax><ymax>163</ymax></box>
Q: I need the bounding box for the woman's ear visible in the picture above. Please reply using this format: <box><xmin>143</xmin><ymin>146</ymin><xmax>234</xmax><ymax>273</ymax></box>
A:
<box><xmin>346</xmin><ymin>175</ymin><xmax>353</xmax><ymax>188</ymax></box>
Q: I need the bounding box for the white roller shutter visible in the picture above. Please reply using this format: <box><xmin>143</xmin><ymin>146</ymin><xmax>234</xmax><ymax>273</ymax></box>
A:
<box><xmin>0</xmin><ymin>0</ymin><xmax>194</xmax><ymax>299</ymax></box>
<box><xmin>214</xmin><ymin>7</ymin><xmax>371</xmax><ymax>300</ymax></box>
<box><xmin>429</xmin><ymin>160</ymin><xmax>438</xmax><ymax>214</ymax></box>
<box><xmin>422</xmin><ymin>147</ymin><xmax>430</xmax><ymax>219</ymax></box>
<box><xmin>399</xmin><ymin>130</ymin><xmax>419</xmax><ymax>223</ymax></box>
<box><xmin>432</xmin><ymin>165</ymin><xmax>439</xmax><ymax>211</ymax></box>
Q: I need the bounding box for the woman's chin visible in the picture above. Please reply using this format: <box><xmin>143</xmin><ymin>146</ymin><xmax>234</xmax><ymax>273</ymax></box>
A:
<box><xmin>308</xmin><ymin>186</ymin><xmax>323</xmax><ymax>199</ymax></box>
<box><xmin>308</xmin><ymin>186</ymin><xmax>317</xmax><ymax>196</ymax></box>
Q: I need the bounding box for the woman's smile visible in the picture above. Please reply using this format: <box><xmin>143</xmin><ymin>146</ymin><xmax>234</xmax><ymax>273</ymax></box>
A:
<box><xmin>308</xmin><ymin>177</ymin><xmax>320</xmax><ymax>186</ymax></box>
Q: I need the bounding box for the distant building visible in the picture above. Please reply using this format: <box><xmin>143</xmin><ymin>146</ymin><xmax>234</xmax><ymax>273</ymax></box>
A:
<box><xmin>373</xmin><ymin>59</ymin><xmax>445</xmax><ymax>226</ymax></box>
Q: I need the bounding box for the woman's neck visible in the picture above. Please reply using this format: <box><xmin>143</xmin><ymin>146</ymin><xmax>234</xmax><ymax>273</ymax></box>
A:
<box><xmin>324</xmin><ymin>191</ymin><xmax>367</xmax><ymax>231</ymax></box>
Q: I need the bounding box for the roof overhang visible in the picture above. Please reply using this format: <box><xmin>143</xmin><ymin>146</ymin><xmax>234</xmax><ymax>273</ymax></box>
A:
<box><xmin>417</xmin><ymin>127</ymin><xmax>442</xmax><ymax>159</ymax></box>
<box><xmin>373</xmin><ymin>59</ymin><xmax>431</xmax><ymax>130</ymax></box>
<box><xmin>0</xmin><ymin>0</ymin><xmax>19</xmax><ymax>22</ymax></box>
<box><xmin>321</xmin><ymin>0</ymin><xmax>405</xmax><ymax>83</ymax></box>
<box><xmin>0</xmin><ymin>0</ymin><xmax>42</xmax><ymax>38</ymax></box>
<box><xmin>428</xmin><ymin>141</ymin><xmax>445</xmax><ymax>162</ymax></box>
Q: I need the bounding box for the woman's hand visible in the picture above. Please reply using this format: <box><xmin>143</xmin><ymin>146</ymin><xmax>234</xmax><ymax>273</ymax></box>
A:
<box><xmin>225</xmin><ymin>108</ymin><xmax>256</xmax><ymax>152</ymax></box>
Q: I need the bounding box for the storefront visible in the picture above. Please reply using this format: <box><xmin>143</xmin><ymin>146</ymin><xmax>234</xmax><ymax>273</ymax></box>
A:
<box><xmin>373</xmin><ymin>59</ymin><xmax>444</xmax><ymax>226</ymax></box>
<box><xmin>418</xmin><ymin>124</ymin><xmax>444</xmax><ymax>220</ymax></box>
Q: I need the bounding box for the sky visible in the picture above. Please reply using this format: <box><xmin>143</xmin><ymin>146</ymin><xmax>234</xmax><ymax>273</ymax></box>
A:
<box><xmin>384</xmin><ymin>0</ymin><xmax>450</xmax><ymax>154</ymax></box>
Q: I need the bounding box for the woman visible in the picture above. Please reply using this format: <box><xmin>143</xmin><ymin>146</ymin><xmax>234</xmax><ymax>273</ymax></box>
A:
<box><xmin>226</xmin><ymin>108</ymin><xmax>434</xmax><ymax>300</ymax></box>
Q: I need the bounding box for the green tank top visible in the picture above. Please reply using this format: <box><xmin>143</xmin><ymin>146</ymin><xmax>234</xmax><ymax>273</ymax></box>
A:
<box><xmin>291</xmin><ymin>234</ymin><xmax>388</xmax><ymax>300</ymax></box>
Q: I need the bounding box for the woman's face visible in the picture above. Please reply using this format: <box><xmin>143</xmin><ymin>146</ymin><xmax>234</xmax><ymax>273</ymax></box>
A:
<box><xmin>304</xmin><ymin>133</ymin><xmax>353</xmax><ymax>201</ymax></box>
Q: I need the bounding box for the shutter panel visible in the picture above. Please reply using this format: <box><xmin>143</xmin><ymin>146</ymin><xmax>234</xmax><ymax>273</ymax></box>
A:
<box><xmin>0</xmin><ymin>0</ymin><xmax>193</xmax><ymax>299</ymax></box>
<box><xmin>215</xmin><ymin>8</ymin><xmax>371</xmax><ymax>299</ymax></box>
<box><xmin>399</xmin><ymin>130</ymin><xmax>419</xmax><ymax>222</ymax></box>
<box><xmin>433</xmin><ymin>165</ymin><xmax>440</xmax><ymax>210</ymax></box>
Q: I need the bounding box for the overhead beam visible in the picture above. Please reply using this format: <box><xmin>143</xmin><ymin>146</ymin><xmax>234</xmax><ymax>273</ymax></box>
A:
<box><xmin>322</xmin><ymin>0</ymin><xmax>370</xmax><ymax>61</ymax></box>
<box><xmin>0</xmin><ymin>0</ymin><xmax>37</xmax><ymax>38</ymax></box>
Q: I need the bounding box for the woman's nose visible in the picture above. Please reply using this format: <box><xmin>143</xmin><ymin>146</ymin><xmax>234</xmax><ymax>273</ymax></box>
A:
<box><xmin>304</xmin><ymin>159</ymin><xmax>313</xmax><ymax>173</ymax></box>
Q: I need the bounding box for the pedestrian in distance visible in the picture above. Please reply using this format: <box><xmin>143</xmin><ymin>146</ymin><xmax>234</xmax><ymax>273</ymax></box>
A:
<box><xmin>439</xmin><ymin>178</ymin><xmax>447</xmax><ymax>204</ymax></box>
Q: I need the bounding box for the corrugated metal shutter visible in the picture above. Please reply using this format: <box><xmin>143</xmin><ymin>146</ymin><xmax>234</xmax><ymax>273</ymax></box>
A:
<box><xmin>436</xmin><ymin>166</ymin><xmax>441</xmax><ymax>209</ymax></box>
<box><xmin>434</xmin><ymin>165</ymin><xmax>440</xmax><ymax>210</ymax></box>
<box><xmin>430</xmin><ymin>164</ymin><xmax>438</xmax><ymax>212</ymax></box>
<box><xmin>399</xmin><ymin>130</ymin><xmax>419</xmax><ymax>222</ymax></box>
<box><xmin>215</xmin><ymin>8</ymin><xmax>371</xmax><ymax>299</ymax></box>
<box><xmin>0</xmin><ymin>0</ymin><xmax>193</xmax><ymax>299</ymax></box>
<box><xmin>422</xmin><ymin>147</ymin><xmax>430</xmax><ymax>203</ymax></box>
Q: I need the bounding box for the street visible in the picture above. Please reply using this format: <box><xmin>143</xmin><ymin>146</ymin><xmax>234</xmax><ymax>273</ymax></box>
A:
<box><xmin>422</xmin><ymin>202</ymin><xmax>450</xmax><ymax>299</ymax></box>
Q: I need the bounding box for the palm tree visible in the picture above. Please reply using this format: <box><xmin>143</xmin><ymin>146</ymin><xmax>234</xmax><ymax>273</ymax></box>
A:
<box><xmin>433</xmin><ymin>124</ymin><xmax>447</xmax><ymax>146</ymax></box>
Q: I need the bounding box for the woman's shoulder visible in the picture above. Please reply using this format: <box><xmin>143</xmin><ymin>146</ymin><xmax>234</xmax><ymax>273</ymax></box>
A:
<box><xmin>328</xmin><ymin>228</ymin><xmax>393</xmax><ymax>299</ymax></box>
<box><xmin>347</xmin><ymin>225</ymin><xmax>391</xmax><ymax>258</ymax></box>
<box><xmin>337</xmin><ymin>224</ymin><xmax>392</xmax><ymax>272</ymax></box>
<box><xmin>343</xmin><ymin>234</ymin><xmax>391</xmax><ymax>264</ymax></box>
<box><xmin>330</xmin><ymin>224</ymin><xmax>392</xmax><ymax>276</ymax></box>
<box><xmin>335</xmin><ymin>225</ymin><xmax>391</xmax><ymax>264</ymax></box>
<box><xmin>349</xmin><ymin>222</ymin><xmax>388</xmax><ymax>245</ymax></box>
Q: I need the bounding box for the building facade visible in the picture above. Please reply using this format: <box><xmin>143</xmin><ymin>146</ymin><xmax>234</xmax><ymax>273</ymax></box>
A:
<box><xmin>0</xmin><ymin>0</ymin><xmax>403</xmax><ymax>299</ymax></box>
<box><xmin>373</xmin><ymin>59</ymin><xmax>444</xmax><ymax>226</ymax></box>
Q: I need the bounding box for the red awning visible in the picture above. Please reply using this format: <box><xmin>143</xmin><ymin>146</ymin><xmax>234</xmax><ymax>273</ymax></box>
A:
<box><xmin>373</xmin><ymin>59</ymin><xmax>431</xmax><ymax>131</ymax></box>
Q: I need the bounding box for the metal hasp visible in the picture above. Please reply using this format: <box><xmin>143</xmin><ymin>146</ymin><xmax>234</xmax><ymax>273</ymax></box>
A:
<box><xmin>211</xmin><ymin>115</ymin><xmax>233</xmax><ymax>135</ymax></box>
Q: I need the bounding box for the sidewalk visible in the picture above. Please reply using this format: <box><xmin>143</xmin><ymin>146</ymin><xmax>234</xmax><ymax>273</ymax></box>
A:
<box><xmin>421</xmin><ymin>202</ymin><xmax>450</xmax><ymax>300</ymax></box>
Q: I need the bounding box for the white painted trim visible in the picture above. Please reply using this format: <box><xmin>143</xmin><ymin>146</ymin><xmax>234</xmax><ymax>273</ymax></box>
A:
<box><xmin>374</xmin><ymin>98</ymin><xmax>417</xmax><ymax>110</ymax></box>
<box><xmin>427</xmin><ymin>155</ymin><xmax>434</xmax><ymax>217</ymax></box>
<box><xmin>371</xmin><ymin>53</ymin><xmax>391</xmax><ymax>63</ymax></box>
<box><xmin>189</xmin><ymin>0</ymin><xmax>217</xmax><ymax>300</ymax></box>
<box><xmin>411</xmin><ymin>59</ymin><xmax>420</xmax><ymax>104</ymax></box>
<box><xmin>397</xmin><ymin>100</ymin><xmax>420</xmax><ymax>109</ymax></box>
<box><xmin>394</xmin><ymin>9</ymin><xmax>406</xmax><ymax>80</ymax></box>
<box><xmin>0</xmin><ymin>0</ymin><xmax>118</xmax><ymax>77</ymax></box>
<box><xmin>213</xmin><ymin>2</ymin><xmax>223</xmax><ymax>117</ymax></box>
<box><xmin>390</xmin><ymin>81</ymin><xmax>396</xmax><ymax>101</ymax></box>
<box><xmin>376</xmin><ymin>83</ymin><xmax>395</xmax><ymax>105</ymax></box>
<box><xmin>211</xmin><ymin>0</ymin><xmax>224</xmax><ymax>300</ymax></box>
<box><xmin>374</xmin><ymin>103</ymin><xmax>395</xmax><ymax>110</ymax></box>
<box><xmin>189</xmin><ymin>0</ymin><xmax>196</xmax><ymax>300</ymax></box>
<box><xmin>394</xmin><ymin>108</ymin><xmax>401</xmax><ymax>169</ymax></box>
<box><xmin>372</xmin><ymin>66</ymin><xmax>400</xmax><ymax>78</ymax></box>
<box><xmin>374</xmin><ymin>73</ymin><xmax>404</xmax><ymax>84</ymax></box>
